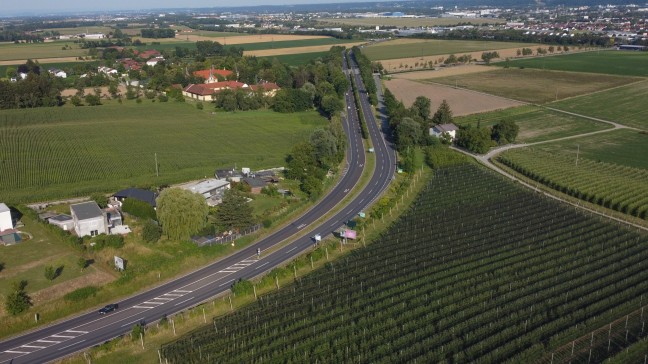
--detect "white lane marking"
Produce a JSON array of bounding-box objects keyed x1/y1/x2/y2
[
  {"x1": 65, "y1": 330, "x2": 88, "y2": 334},
  {"x1": 5, "y1": 350, "x2": 30, "y2": 354},
  {"x1": 296, "y1": 223, "x2": 306, "y2": 230},
  {"x1": 232, "y1": 263, "x2": 251, "y2": 267},
  {"x1": 153, "y1": 297, "x2": 174, "y2": 301},
  {"x1": 21, "y1": 345, "x2": 46, "y2": 349},
  {"x1": 241, "y1": 260, "x2": 258, "y2": 263},
  {"x1": 51, "y1": 335, "x2": 75, "y2": 338},
  {"x1": 286, "y1": 246, "x2": 297, "y2": 254},
  {"x1": 174, "y1": 297, "x2": 194, "y2": 306},
  {"x1": 121, "y1": 318, "x2": 145, "y2": 327},
  {"x1": 219, "y1": 270, "x2": 237, "y2": 273},
  {"x1": 36, "y1": 340, "x2": 60, "y2": 343},
  {"x1": 344, "y1": 189, "x2": 349, "y2": 193},
  {"x1": 219, "y1": 279, "x2": 235, "y2": 287},
  {"x1": 163, "y1": 293, "x2": 184, "y2": 297},
  {"x1": 57, "y1": 340, "x2": 85, "y2": 351},
  {"x1": 173, "y1": 290, "x2": 192, "y2": 293},
  {"x1": 255, "y1": 262, "x2": 269, "y2": 270},
  {"x1": 133, "y1": 306, "x2": 155, "y2": 309}
]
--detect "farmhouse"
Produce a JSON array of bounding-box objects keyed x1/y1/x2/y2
[
  {"x1": 242, "y1": 177, "x2": 268, "y2": 194},
  {"x1": 183, "y1": 81, "x2": 249, "y2": 101},
  {"x1": 48, "y1": 68, "x2": 67, "y2": 78},
  {"x1": 430, "y1": 123, "x2": 459, "y2": 141},
  {"x1": 113, "y1": 188, "x2": 158, "y2": 208},
  {"x1": 250, "y1": 81, "x2": 281, "y2": 97},
  {"x1": 120, "y1": 59, "x2": 142, "y2": 71},
  {"x1": 180, "y1": 179, "x2": 231, "y2": 206},
  {"x1": 194, "y1": 67, "x2": 234, "y2": 83},
  {"x1": 0, "y1": 202, "x2": 13, "y2": 232},
  {"x1": 70, "y1": 201, "x2": 107, "y2": 237}
]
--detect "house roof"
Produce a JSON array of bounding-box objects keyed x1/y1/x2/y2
[
  {"x1": 0, "y1": 203, "x2": 9, "y2": 214},
  {"x1": 49, "y1": 214, "x2": 73, "y2": 222},
  {"x1": 194, "y1": 69, "x2": 233, "y2": 80},
  {"x1": 135, "y1": 49, "x2": 161, "y2": 59},
  {"x1": 433, "y1": 123, "x2": 458, "y2": 133},
  {"x1": 70, "y1": 201, "x2": 103, "y2": 220},
  {"x1": 183, "y1": 81, "x2": 249, "y2": 96},
  {"x1": 250, "y1": 82, "x2": 280, "y2": 92},
  {"x1": 215, "y1": 168, "x2": 243, "y2": 179},
  {"x1": 181, "y1": 179, "x2": 230, "y2": 195},
  {"x1": 114, "y1": 188, "x2": 158, "y2": 207},
  {"x1": 242, "y1": 177, "x2": 267, "y2": 188}
]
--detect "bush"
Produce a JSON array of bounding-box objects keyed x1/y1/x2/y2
[
  {"x1": 122, "y1": 198, "x2": 157, "y2": 220},
  {"x1": 92, "y1": 234, "x2": 124, "y2": 250},
  {"x1": 196, "y1": 102, "x2": 204, "y2": 110},
  {"x1": 142, "y1": 220, "x2": 161, "y2": 243},
  {"x1": 231, "y1": 279, "x2": 254, "y2": 296},
  {"x1": 64, "y1": 286, "x2": 99, "y2": 302}
]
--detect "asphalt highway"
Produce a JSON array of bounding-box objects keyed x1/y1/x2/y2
[{"x1": 0, "y1": 51, "x2": 396, "y2": 364}]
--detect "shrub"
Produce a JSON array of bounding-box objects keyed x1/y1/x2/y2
[
  {"x1": 92, "y1": 234, "x2": 124, "y2": 250},
  {"x1": 122, "y1": 198, "x2": 157, "y2": 220},
  {"x1": 64, "y1": 286, "x2": 99, "y2": 302},
  {"x1": 142, "y1": 220, "x2": 161, "y2": 243},
  {"x1": 231, "y1": 279, "x2": 254, "y2": 297}
]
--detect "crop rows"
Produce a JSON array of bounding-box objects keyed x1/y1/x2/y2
[
  {"x1": 498, "y1": 150, "x2": 648, "y2": 219},
  {"x1": 161, "y1": 164, "x2": 648, "y2": 363}
]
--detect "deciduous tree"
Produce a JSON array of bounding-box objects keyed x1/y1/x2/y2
[{"x1": 157, "y1": 188, "x2": 208, "y2": 240}]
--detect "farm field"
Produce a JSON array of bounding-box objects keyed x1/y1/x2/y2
[
  {"x1": 549, "y1": 80, "x2": 648, "y2": 130},
  {"x1": 363, "y1": 39, "x2": 536, "y2": 61},
  {"x1": 497, "y1": 129, "x2": 648, "y2": 219},
  {"x1": 0, "y1": 42, "x2": 86, "y2": 62},
  {"x1": 0, "y1": 102, "x2": 327, "y2": 203},
  {"x1": 317, "y1": 17, "x2": 504, "y2": 27},
  {"x1": 430, "y1": 68, "x2": 639, "y2": 104},
  {"x1": 40, "y1": 26, "x2": 113, "y2": 35},
  {"x1": 454, "y1": 105, "x2": 613, "y2": 143},
  {"x1": 495, "y1": 50, "x2": 648, "y2": 77},
  {"x1": 391, "y1": 64, "x2": 493, "y2": 80},
  {"x1": 177, "y1": 33, "x2": 329, "y2": 45},
  {"x1": 246, "y1": 42, "x2": 364, "y2": 57},
  {"x1": 232, "y1": 37, "x2": 360, "y2": 51},
  {"x1": 161, "y1": 164, "x2": 648, "y2": 363},
  {"x1": 384, "y1": 78, "x2": 525, "y2": 116},
  {"x1": 0, "y1": 60, "x2": 99, "y2": 77},
  {"x1": 259, "y1": 51, "x2": 329, "y2": 65}
]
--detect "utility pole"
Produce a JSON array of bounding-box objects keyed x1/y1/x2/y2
[{"x1": 155, "y1": 153, "x2": 159, "y2": 177}]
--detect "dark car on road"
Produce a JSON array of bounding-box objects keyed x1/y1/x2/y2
[{"x1": 98, "y1": 303, "x2": 118, "y2": 314}]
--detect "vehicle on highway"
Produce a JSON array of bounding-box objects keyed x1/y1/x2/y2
[{"x1": 98, "y1": 304, "x2": 118, "y2": 314}]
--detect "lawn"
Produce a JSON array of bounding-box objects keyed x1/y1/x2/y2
[
  {"x1": 498, "y1": 129, "x2": 648, "y2": 218},
  {"x1": 0, "y1": 41, "x2": 86, "y2": 61},
  {"x1": 495, "y1": 50, "x2": 648, "y2": 77},
  {"x1": 454, "y1": 105, "x2": 613, "y2": 143},
  {"x1": 0, "y1": 102, "x2": 328, "y2": 203},
  {"x1": 362, "y1": 39, "x2": 534, "y2": 61},
  {"x1": 430, "y1": 68, "x2": 639, "y2": 104},
  {"x1": 549, "y1": 80, "x2": 648, "y2": 130},
  {"x1": 259, "y1": 51, "x2": 329, "y2": 65}
]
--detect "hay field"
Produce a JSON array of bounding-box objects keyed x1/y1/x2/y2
[
  {"x1": 317, "y1": 17, "x2": 503, "y2": 27},
  {"x1": 0, "y1": 42, "x2": 86, "y2": 62},
  {"x1": 384, "y1": 78, "x2": 525, "y2": 116},
  {"x1": 430, "y1": 68, "x2": 639, "y2": 104},
  {"x1": 246, "y1": 42, "x2": 365, "y2": 57},
  {"x1": 364, "y1": 39, "x2": 538, "y2": 60},
  {"x1": 390, "y1": 65, "x2": 493, "y2": 80}
]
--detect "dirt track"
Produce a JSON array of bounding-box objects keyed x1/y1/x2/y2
[{"x1": 384, "y1": 78, "x2": 525, "y2": 117}]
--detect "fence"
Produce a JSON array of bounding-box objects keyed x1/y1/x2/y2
[{"x1": 191, "y1": 224, "x2": 262, "y2": 247}]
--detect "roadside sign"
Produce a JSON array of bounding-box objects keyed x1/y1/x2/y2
[{"x1": 114, "y1": 256, "x2": 125, "y2": 271}]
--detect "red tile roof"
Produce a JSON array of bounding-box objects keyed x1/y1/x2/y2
[
  {"x1": 133, "y1": 49, "x2": 161, "y2": 59},
  {"x1": 183, "y1": 81, "x2": 249, "y2": 96},
  {"x1": 193, "y1": 69, "x2": 234, "y2": 81}
]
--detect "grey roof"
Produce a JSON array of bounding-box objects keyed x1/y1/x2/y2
[
  {"x1": 0, "y1": 203, "x2": 9, "y2": 213},
  {"x1": 49, "y1": 214, "x2": 73, "y2": 222},
  {"x1": 70, "y1": 201, "x2": 103, "y2": 220},
  {"x1": 215, "y1": 168, "x2": 243, "y2": 179},
  {"x1": 242, "y1": 177, "x2": 267, "y2": 188},
  {"x1": 114, "y1": 188, "x2": 158, "y2": 207},
  {"x1": 434, "y1": 123, "x2": 458, "y2": 133}
]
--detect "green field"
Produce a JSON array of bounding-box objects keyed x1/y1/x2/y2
[
  {"x1": 455, "y1": 105, "x2": 612, "y2": 143},
  {"x1": 177, "y1": 30, "x2": 248, "y2": 38},
  {"x1": 498, "y1": 129, "x2": 648, "y2": 218},
  {"x1": 259, "y1": 51, "x2": 329, "y2": 65},
  {"x1": 550, "y1": 80, "x2": 648, "y2": 130},
  {"x1": 362, "y1": 39, "x2": 533, "y2": 60},
  {"x1": 0, "y1": 60, "x2": 99, "y2": 78},
  {"x1": 0, "y1": 41, "x2": 86, "y2": 61},
  {"x1": 496, "y1": 50, "x2": 648, "y2": 77},
  {"x1": 431, "y1": 68, "x2": 638, "y2": 104},
  {"x1": 161, "y1": 164, "x2": 648, "y2": 362},
  {"x1": 0, "y1": 102, "x2": 327, "y2": 203},
  {"x1": 234, "y1": 37, "x2": 358, "y2": 51},
  {"x1": 37, "y1": 26, "x2": 114, "y2": 36},
  {"x1": 131, "y1": 42, "x2": 196, "y2": 51}
]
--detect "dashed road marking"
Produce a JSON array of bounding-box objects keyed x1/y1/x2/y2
[
  {"x1": 51, "y1": 335, "x2": 75, "y2": 339},
  {"x1": 133, "y1": 306, "x2": 154, "y2": 309},
  {"x1": 5, "y1": 350, "x2": 30, "y2": 354},
  {"x1": 65, "y1": 330, "x2": 88, "y2": 334},
  {"x1": 21, "y1": 345, "x2": 46, "y2": 349},
  {"x1": 36, "y1": 340, "x2": 60, "y2": 343}
]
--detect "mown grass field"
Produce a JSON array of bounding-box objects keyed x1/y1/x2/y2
[
  {"x1": 259, "y1": 51, "x2": 329, "y2": 65},
  {"x1": 430, "y1": 68, "x2": 639, "y2": 104},
  {"x1": 0, "y1": 102, "x2": 327, "y2": 203},
  {"x1": 158, "y1": 164, "x2": 648, "y2": 362},
  {"x1": 498, "y1": 129, "x2": 648, "y2": 218},
  {"x1": 496, "y1": 50, "x2": 648, "y2": 77},
  {"x1": 549, "y1": 80, "x2": 648, "y2": 130},
  {"x1": 0, "y1": 41, "x2": 86, "y2": 61},
  {"x1": 454, "y1": 105, "x2": 612, "y2": 143},
  {"x1": 362, "y1": 39, "x2": 534, "y2": 61},
  {"x1": 318, "y1": 17, "x2": 504, "y2": 28}
]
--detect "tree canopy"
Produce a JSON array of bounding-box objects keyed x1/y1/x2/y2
[
  {"x1": 157, "y1": 188, "x2": 209, "y2": 240},
  {"x1": 431, "y1": 100, "x2": 453, "y2": 126},
  {"x1": 4, "y1": 280, "x2": 32, "y2": 316},
  {"x1": 491, "y1": 119, "x2": 520, "y2": 145},
  {"x1": 213, "y1": 190, "x2": 255, "y2": 232}
]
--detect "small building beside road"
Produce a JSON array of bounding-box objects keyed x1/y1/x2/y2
[{"x1": 70, "y1": 201, "x2": 107, "y2": 237}]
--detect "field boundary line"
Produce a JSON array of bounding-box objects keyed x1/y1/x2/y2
[{"x1": 546, "y1": 78, "x2": 648, "y2": 105}]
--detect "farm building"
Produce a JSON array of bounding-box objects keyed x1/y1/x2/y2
[
  {"x1": 250, "y1": 81, "x2": 281, "y2": 97},
  {"x1": 146, "y1": 57, "x2": 165, "y2": 66},
  {"x1": 48, "y1": 68, "x2": 67, "y2": 78},
  {"x1": 242, "y1": 177, "x2": 268, "y2": 194},
  {"x1": 430, "y1": 123, "x2": 459, "y2": 141},
  {"x1": 183, "y1": 81, "x2": 249, "y2": 101},
  {"x1": 0, "y1": 203, "x2": 13, "y2": 231},
  {"x1": 48, "y1": 214, "x2": 75, "y2": 231},
  {"x1": 215, "y1": 168, "x2": 245, "y2": 182},
  {"x1": 194, "y1": 67, "x2": 234, "y2": 83},
  {"x1": 113, "y1": 188, "x2": 158, "y2": 208},
  {"x1": 180, "y1": 179, "x2": 231, "y2": 206},
  {"x1": 70, "y1": 201, "x2": 107, "y2": 237}
]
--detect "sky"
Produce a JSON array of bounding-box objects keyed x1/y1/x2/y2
[{"x1": 6, "y1": 0, "x2": 377, "y2": 15}]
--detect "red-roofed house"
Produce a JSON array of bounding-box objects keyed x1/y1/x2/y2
[
  {"x1": 120, "y1": 58, "x2": 142, "y2": 71},
  {"x1": 183, "y1": 81, "x2": 249, "y2": 101},
  {"x1": 194, "y1": 67, "x2": 234, "y2": 83},
  {"x1": 134, "y1": 49, "x2": 162, "y2": 59},
  {"x1": 250, "y1": 81, "x2": 280, "y2": 97}
]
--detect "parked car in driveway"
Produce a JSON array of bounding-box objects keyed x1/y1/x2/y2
[{"x1": 98, "y1": 303, "x2": 118, "y2": 314}]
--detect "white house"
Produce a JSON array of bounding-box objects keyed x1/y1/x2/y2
[
  {"x1": 70, "y1": 201, "x2": 107, "y2": 237},
  {"x1": 430, "y1": 123, "x2": 459, "y2": 141},
  {"x1": 146, "y1": 57, "x2": 165, "y2": 66},
  {"x1": 48, "y1": 68, "x2": 67, "y2": 78},
  {"x1": 0, "y1": 203, "x2": 13, "y2": 232}
]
